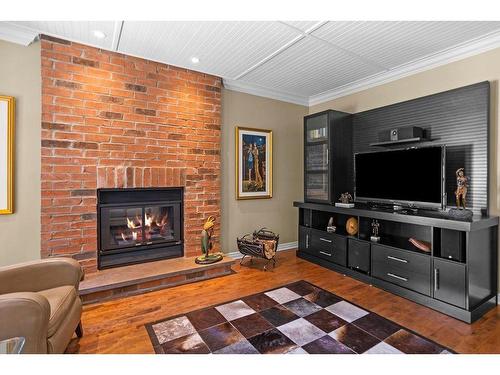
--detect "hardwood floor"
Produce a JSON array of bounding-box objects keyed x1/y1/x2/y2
[{"x1": 66, "y1": 250, "x2": 500, "y2": 354}]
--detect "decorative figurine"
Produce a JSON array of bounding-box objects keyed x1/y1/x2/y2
[
  {"x1": 335, "y1": 192, "x2": 355, "y2": 208},
  {"x1": 327, "y1": 217, "x2": 336, "y2": 233},
  {"x1": 448, "y1": 167, "x2": 473, "y2": 220},
  {"x1": 346, "y1": 217, "x2": 359, "y2": 236},
  {"x1": 370, "y1": 219, "x2": 380, "y2": 242},
  {"x1": 195, "y1": 216, "x2": 223, "y2": 264},
  {"x1": 340, "y1": 192, "x2": 353, "y2": 204},
  {"x1": 455, "y1": 168, "x2": 468, "y2": 210}
]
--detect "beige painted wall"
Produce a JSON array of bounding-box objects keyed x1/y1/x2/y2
[
  {"x1": 221, "y1": 88, "x2": 307, "y2": 253},
  {"x1": 310, "y1": 47, "x2": 500, "y2": 289},
  {"x1": 0, "y1": 40, "x2": 41, "y2": 267}
]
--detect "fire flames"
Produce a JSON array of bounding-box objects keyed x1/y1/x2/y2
[
  {"x1": 118, "y1": 211, "x2": 171, "y2": 244},
  {"x1": 145, "y1": 214, "x2": 153, "y2": 227},
  {"x1": 127, "y1": 217, "x2": 138, "y2": 229}
]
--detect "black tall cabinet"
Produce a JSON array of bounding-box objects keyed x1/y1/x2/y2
[{"x1": 304, "y1": 110, "x2": 352, "y2": 204}]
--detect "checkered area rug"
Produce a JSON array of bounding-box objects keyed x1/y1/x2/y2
[{"x1": 145, "y1": 280, "x2": 454, "y2": 354}]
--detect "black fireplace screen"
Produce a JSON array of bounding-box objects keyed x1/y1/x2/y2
[
  {"x1": 100, "y1": 203, "x2": 180, "y2": 252},
  {"x1": 97, "y1": 187, "x2": 184, "y2": 269}
]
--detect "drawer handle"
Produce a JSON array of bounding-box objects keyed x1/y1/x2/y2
[
  {"x1": 319, "y1": 238, "x2": 332, "y2": 243},
  {"x1": 306, "y1": 234, "x2": 309, "y2": 248},
  {"x1": 319, "y1": 251, "x2": 332, "y2": 257},
  {"x1": 387, "y1": 255, "x2": 408, "y2": 264},
  {"x1": 387, "y1": 273, "x2": 408, "y2": 282}
]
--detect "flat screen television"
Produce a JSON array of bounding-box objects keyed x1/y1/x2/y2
[{"x1": 354, "y1": 146, "x2": 445, "y2": 209}]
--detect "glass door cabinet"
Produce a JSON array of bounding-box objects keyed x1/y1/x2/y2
[{"x1": 304, "y1": 110, "x2": 353, "y2": 204}]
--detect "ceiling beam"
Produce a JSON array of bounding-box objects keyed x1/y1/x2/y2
[
  {"x1": 111, "y1": 21, "x2": 124, "y2": 51},
  {"x1": 233, "y1": 21, "x2": 329, "y2": 81},
  {"x1": 279, "y1": 21, "x2": 389, "y2": 71},
  {"x1": 232, "y1": 34, "x2": 305, "y2": 80}
]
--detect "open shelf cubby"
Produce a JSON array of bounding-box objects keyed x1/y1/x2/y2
[
  {"x1": 359, "y1": 217, "x2": 432, "y2": 255},
  {"x1": 432, "y1": 227, "x2": 466, "y2": 263},
  {"x1": 310, "y1": 210, "x2": 353, "y2": 237}
]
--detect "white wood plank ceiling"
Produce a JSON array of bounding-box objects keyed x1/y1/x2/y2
[{"x1": 3, "y1": 21, "x2": 500, "y2": 105}]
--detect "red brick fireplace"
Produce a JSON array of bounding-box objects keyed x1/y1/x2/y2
[{"x1": 40, "y1": 35, "x2": 221, "y2": 272}]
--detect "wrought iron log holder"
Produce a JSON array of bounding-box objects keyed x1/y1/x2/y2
[{"x1": 237, "y1": 228, "x2": 279, "y2": 271}]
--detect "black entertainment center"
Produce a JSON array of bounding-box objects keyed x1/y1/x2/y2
[{"x1": 296, "y1": 82, "x2": 498, "y2": 323}]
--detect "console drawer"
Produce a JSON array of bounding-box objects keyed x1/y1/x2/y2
[
  {"x1": 371, "y1": 244, "x2": 430, "y2": 275},
  {"x1": 371, "y1": 244, "x2": 431, "y2": 296},
  {"x1": 310, "y1": 229, "x2": 347, "y2": 266},
  {"x1": 372, "y1": 263, "x2": 431, "y2": 296}
]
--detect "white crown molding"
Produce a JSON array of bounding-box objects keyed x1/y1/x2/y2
[
  {"x1": 308, "y1": 30, "x2": 500, "y2": 107},
  {"x1": 0, "y1": 22, "x2": 38, "y2": 46},
  {"x1": 223, "y1": 79, "x2": 308, "y2": 106},
  {"x1": 226, "y1": 241, "x2": 297, "y2": 260}
]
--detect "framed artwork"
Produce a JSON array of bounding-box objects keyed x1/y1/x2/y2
[
  {"x1": 0, "y1": 95, "x2": 14, "y2": 214},
  {"x1": 235, "y1": 126, "x2": 272, "y2": 200}
]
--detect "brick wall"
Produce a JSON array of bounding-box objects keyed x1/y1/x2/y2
[{"x1": 40, "y1": 35, "x2": 222, "y2": 272}]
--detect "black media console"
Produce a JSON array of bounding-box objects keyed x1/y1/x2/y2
[
  {"x1": 294, "y1": 201, "x2": 498, "y2": 323},
  {"x1": 298, "y1": 83, "x2": 498, "y2": 323}
]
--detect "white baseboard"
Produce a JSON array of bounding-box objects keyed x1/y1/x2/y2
[{"x1": 226, "y1": 241, "x2": 297, "y2": 260}]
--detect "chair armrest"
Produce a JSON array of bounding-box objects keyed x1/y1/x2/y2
[
  {"x1": 0, "y1": 292, "x2": 50, "y2": 353},
  {"x1": 0, "y1": 257, "x2": 84, "y2": 294}
]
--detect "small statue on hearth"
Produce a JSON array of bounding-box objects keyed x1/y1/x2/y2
[
  {"x1": 370, "y1": 219, "x2": 380, "y2": 243},
  {"x1": 327, "y1": 217, "x2": 336, "y2": 233},
  {"x1": 339, "y1": 192, "x2": 353, "y2": 204},
  {"x1": 455, "y1": 168, "x2": 468, "y2": 210},
  {"x1": 195, "y1": 216, "x2": 223, "y2": 264}
]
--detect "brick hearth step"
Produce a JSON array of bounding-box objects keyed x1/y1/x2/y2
[{"x1": 79, "y1": 255, "x2": 235, "y2": 304}]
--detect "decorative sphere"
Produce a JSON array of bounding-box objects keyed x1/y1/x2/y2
[{"x1": 346, "y1": 217, "x2": 359, "y2": 236}]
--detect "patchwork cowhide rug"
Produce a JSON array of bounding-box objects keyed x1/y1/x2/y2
[{"x1": 146, "y1": 280, "x2": 454, "y2": 354}]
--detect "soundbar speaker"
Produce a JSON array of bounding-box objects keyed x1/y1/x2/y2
[{"x1": 378, "y1": 126, "x2": 424, "y2": 142}]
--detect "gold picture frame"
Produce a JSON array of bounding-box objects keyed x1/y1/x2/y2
[
  {"x1": 235, "y1": 126, "x2": 272, "y2": 200},
  {"x1": 0, "y1": 95, "x2": 14, "y2": 214}
]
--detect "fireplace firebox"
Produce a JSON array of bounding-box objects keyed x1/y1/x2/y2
[{"x1": 97, "y1": 187, "x2": 184, "y2": 269}]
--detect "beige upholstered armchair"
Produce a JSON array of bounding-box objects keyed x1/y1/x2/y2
[{"x1": 0, "y1": 258, "x2": 84, "y2": 353}]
